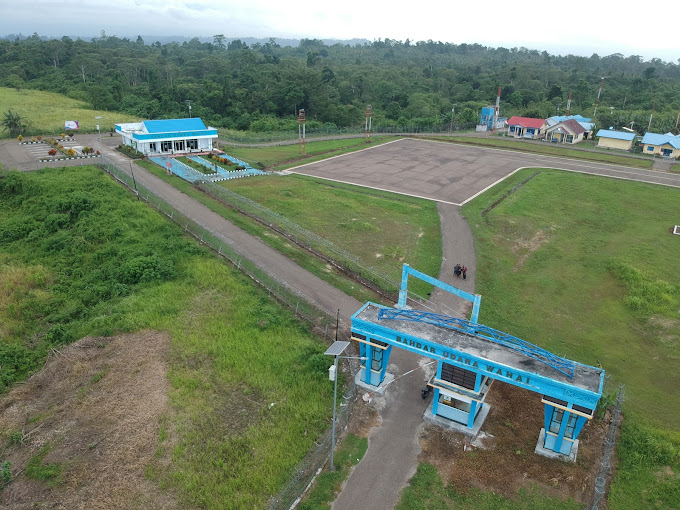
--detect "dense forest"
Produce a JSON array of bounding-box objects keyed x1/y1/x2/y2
[{"x1": 2, "y1": 33, "x2": 680, "y2": 134}]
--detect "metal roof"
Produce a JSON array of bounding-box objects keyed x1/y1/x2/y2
[
  {"x1": 596, "y1": 129, "x2": 635, "y2": 141},
  {"x1": 507, "y1": 116, "x2": 546, "y2": 129},
  {"x1": 142, "y1": 118, "x2": 208, "y2": 134},
  {"x1": 641, "y1": 132, "x2": 680, "y2": 148}
]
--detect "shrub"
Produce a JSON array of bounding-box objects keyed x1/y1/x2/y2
[
  {"x1": 67, "y1": 148, "x2": 76, "y2": 157},
  {"x1": 96, "y1": 150, "x2": 100, "y2": 155},
  {"x1": 119, "y1": 255, "x2": 176, "y2": 284},
  {"x1": 83, "y1": 146, "x2": 91, "y2": 154},
  {"x1": 37, "y1": 135, "x2": 42, "y2": 141},
  {"x1": 31, "y1": 137, "x2": 36, "y2": 142},
  {"x1": 17, "y1": 134, "x2": 22, "y2": 141},
  {"x1": 60, "y1": 133, "x2": 65, "y2": 138},
  {"x1": 48, "y1": 149, "x2": 57, "y2": 156}
]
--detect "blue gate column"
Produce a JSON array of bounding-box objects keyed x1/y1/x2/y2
[
  {"x1": 540, "y1": 402, "x2": 591, "y2": 458},
  {"x1": 355, "y1": 335, "x2": 392, "y2": 388}
]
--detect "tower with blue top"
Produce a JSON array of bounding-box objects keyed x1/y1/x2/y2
[{"x1": 350, "y1": 264, "x2": 604, "y2": 460}]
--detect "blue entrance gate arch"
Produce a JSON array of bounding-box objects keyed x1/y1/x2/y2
[{"x1": 350, "y1": 265, "x2": 604, "y2": 460}]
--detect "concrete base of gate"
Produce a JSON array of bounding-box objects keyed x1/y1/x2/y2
[
  {"x1": 354, "y1": 370, "x2": 394, "y2": 396},
  {"x1": 422, "y1": 400, "x2": 491, "y2": 437},
  {"x1": 534, "y1": 428, "x2": 579, "y2": 462}
]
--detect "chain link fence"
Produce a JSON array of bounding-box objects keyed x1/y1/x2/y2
[
  {"x1": 195, "y1": 181, "x2": 461, "y2": 318},
  {"x1": 98, "y1": 156, "x2": 333, "y2": 327},
  {"x1": 591, "y1": 383, "x2": 625, "y2": 510},
  {"x1": 267, "y1": 374, "x2": 358, "y2": 509},
  {"x1": 97, "y1": 156, "x2": 364, "y2": 509}
]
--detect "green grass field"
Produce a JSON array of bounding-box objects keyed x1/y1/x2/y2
[
  {"x1": 220, "y1": 174, "x2": 441, "y2": 291},
  {"x1": 459, "y1": 169, "x2": 680, "y2": 509},
  {"x1": 0, "y1": 166, "x2": 338, "y2": 508},
  {"x1": 223, "y1": 137, "x2": 399, "y2": 170},
  {"x1": 0, "y1": 87, "x2": 138, "y2": 138}
]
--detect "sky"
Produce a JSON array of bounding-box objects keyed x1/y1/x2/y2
[{"x1": 3, "y1": 0, "x2": 679, "y2": 62}]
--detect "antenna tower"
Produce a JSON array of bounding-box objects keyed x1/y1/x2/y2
[
  {"x1": 492, "y1": 86, "x2": 501, "y2": 131},
  {"x1": 565, "y1": 91, "x2": 572, "y2": 116}
]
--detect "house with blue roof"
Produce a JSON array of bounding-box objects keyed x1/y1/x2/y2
[
  {"x1": 596, "y1": 129, "x2": 636, "y2": 151},
  {"x1": 640, "y1": 132, "x2": 680, "y2": 158},
  {"x1": 115, "y1": 118, "x2": 218, "y2": 156}
]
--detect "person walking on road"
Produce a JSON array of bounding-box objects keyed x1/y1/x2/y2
[
  {"x1": 462, "y1": 266, "x2": 467, "y2": 280},
  {"x1": 454, "y1": 264, "x2": 461, "y2": 278}
]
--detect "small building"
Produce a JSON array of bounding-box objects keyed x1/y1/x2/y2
[
  {"x1": 478, "y1": 107, "x2": 507, "y2": 131},
  {"x1": 506, "y1": 116, "x2": 547, "y2": 139},
  {"x1": 546, "y1": 115, "x2": 595, "y2": 139},
  {"x1": 596, "y1": 129, "x2": 636, "y2": 151},
  {"x1": 545, "y1": 119, "x2": 587, "y2": 144},
  {"x1": 640, "y1": 132, "x2": 680, "y2": 158},
  {"x1": 115, "y1": 118, "x2": 218, "y2": 156}
]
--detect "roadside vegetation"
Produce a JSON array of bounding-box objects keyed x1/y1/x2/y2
[
  {"x1": 0, "y1": 166, "x2": 339, "y2": 508},
  {"x1": 459, "y1": 168, "x2": 680, "y2": 509},
  {"x1": 397, "y1": 463, "x2": 582, "y2": 510}
]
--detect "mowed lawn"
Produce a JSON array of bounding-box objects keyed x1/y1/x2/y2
[
  {"x1": 462, "y1": 169, "x2": 680, "y2": 508},
  {"x1": 0, "y1": 87, "x2": 138, "y2": 138},
  {"x1": 219, "y1": 173, "x2": 442, "y2": 294}
]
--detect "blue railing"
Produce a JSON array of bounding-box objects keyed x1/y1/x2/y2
[{"x1": 377, "y1": 308, "x2": 575, "y2": 379}]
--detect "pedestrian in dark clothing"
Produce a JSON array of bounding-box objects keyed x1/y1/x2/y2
[
  {"x1": 454, "y1": 264, "x2": 461, "y2": 278},
  {"x1": 462, "y1": 266, "x2": 467, "y2": 280}
]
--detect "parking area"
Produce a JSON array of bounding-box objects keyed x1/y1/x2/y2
[{"x1": 287, "y1": 137, "x2": 680, "y2": 204}]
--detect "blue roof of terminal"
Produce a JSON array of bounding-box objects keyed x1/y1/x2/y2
[
  {"x1": 641, "y1": 132, "x2": 680, "y2": 148},
  {"x1": 143, "y1": 118, "x2": 208, "y2": 133},
  {"x1": 596, "y1": 129, "x2": 635, "y2": 141}
]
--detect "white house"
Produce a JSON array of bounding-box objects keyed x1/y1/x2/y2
[
  {"x1": 115, "y1": 118, "x2": 218, "y2": 156},
  {"x1": 545, "y1": 119, "x2": 587, "y2": 144}
]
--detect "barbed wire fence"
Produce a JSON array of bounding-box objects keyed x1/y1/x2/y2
[{"x1": 591, "y1": 382, "x2": 625, "y2": 510}]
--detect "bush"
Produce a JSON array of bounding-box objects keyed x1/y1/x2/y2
[
  {"x1": 119, "y1": 255, "x2": 176, "y2": 284},
  {"x1": 48, "y1": 149, "x2": 57, "y2": 156},
  {"x1": 37, "y1": 135, "x2": 42, "y2": 141},
  {"x1": 17, "y1": 134, "x2": 22, "y2": 141},
  {"x1": 67, "y1": 148, "x2": 76, "y2": 157}
]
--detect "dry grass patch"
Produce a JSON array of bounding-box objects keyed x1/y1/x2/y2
[{"x1": 0, "y1": 331, "x2": 178, "y2": 510}]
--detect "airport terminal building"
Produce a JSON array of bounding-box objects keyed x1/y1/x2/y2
[{"x1": 115, "y1": 118, "x2": 218, "y2": 156}]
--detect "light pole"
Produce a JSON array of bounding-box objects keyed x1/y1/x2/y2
[
  {"x1": 324, "y1": 313, "x2": 367, "y2": 472},
  {"x1": 450, "y1": 104, "x2": 457, "y2": 133},
  {"x1": 94, "y1": 116, "x2": 102, "y2": 143},
  {"x1": 185, "y1": 100, "x2": 193, "y2": 118}
]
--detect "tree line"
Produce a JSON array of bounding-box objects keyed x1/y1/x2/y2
[{"x1": 2, "y1": 32, "x2": 680, "y2": 134}]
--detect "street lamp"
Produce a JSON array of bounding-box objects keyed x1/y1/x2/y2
[
  {"x1": 450, "y1": 104, "x2": 457, "y2": 133},
  {"x1": 324, "y1": 336, "x2": 368, "y2": 472},
  {"x1": 94, "y1": 116, "x2": 102, "y2": 142},
  {"x1": 185, "y1": 100, "x2": 193, "y2": 118}
]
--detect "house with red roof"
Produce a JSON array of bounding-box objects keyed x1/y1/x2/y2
[
  {"x1": 545, "y1": 118, "x2": 587, "y2": 144},
  {"x1": 506, "y1": 116, "x2": 547, "y2": 139}
]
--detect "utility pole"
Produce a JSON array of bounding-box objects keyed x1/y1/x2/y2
[
  {"x1": 647, "y1": 98, "x2": 656, "y2": 133},
  {"x1": 364, "y1": 105, "x2": 372, "y2": 140},
  {"x1": 492, "y1": 86, "x2": 501, "y2": 131},
  {"x1": 297, "y1": 109, "x2": 306, "y2": 155},
  {"x1": 185, "y1": 100, "x2": 193, "y2": 118},
  {"x1": 593, "y1": 78, "x2": 606, "y2": 117},
  {"x1": 450, "y1": 104, "x2": 456, "y2": 133},
  {"x1": 675, "y1": 110, "x2": 680, "y2": 135}
]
